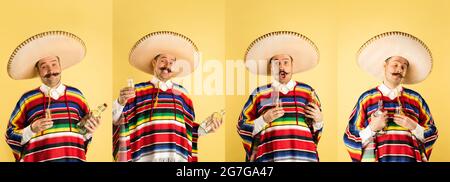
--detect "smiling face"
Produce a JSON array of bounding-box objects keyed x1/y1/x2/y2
[
  {"x1": 35, "y1": 56, "x2": 62, "y2": 88},
  {"x1": 383, "y1": 56, "x2": 409, "y2": 87},
  {"x1": 152, "y1": 54, "x2": 176, "y2": 82},
  {"x1": 269, "y1": 54, "x2": 293, "y2": 84}
]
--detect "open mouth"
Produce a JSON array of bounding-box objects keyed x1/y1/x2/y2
[
  {"x1": 160, "y1": 67, "x2": 172, "y2": 74},
  {"x1": 279, "y1": 71, "x2": 289, "y2": 79},
  {"x1": 392, "y1": 73, "x2": 403, "y2": 78}
]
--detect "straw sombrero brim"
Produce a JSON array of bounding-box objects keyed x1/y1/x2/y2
[
  {"x1": 357, "y1": 31, "x2": 432, "y2": 84},
  {"x1": 8, "y1": 31, "x2": 86, "y2": 80},
  {"x1": 129, "y1": 31, "x2": 199, "y2": 77},
  {"x1": 244, "y1": 31, "x2": 319, "y2": 75}
]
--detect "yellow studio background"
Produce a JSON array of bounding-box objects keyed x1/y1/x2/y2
[
  {"x1": 112, "y1": 0, "x2": 226, "y2": 162},
  {"x1": 0, "y1": 0, "x2": 113, "y2": 162},
  {"x1": 225, "y1": 0, "x2": 339, "y2": 162},
  {"x1": 225, "y1": 0, "x2": 450, "y2": 162},
  {"x1": 336, "y1": 0, "x2": 450, "y2": 162}
]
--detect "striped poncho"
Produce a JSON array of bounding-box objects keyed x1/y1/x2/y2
[
  {"x1": 344, "y1": 87, "x2": 438, "y2": 162},
  {"x1": 113, "y1": 81, "x2": 199, "y2": 162},
  {"x1": 5, "y1": 86, "x2": 91, "y2": 162},
  {"x1": 237, "y1": 82, "x2": 322, "y2": 162}
]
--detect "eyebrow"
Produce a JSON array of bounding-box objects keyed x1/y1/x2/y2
[{"x1": 159, "y1": 56, "x2": 176, "y2": 61}]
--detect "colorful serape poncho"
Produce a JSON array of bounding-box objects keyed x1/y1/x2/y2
[
  {"x1": 237, "y1": 82, "x2": 322, "y2": 162},
  {"x1": 113, "y1": 81, "x2": 199, "y2": 162},
  {"x1": 344, "y1": 87, "x2": 438, "y2": 162},
  {"x1": 6, "y1": 86, "x2": 91, "y2": 162}
]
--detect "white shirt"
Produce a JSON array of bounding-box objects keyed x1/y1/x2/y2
[
  {"x1": 21, "y1": 83, "x2": 91, "y2": 145},
  {"x1": 378, "y1": 83, "x2": 403, "y2": 100},
  {"x1": 40, "y1": 83, "x2": 66, "y2": 100},
  {"x1": 252, "y1": 79, "x2": 324, "y2": 136},
  {"x1": 271, "y1": 79, "x2": 296, "y2": 95},
  {"x1": 112, "y1": 77, "x2": 208, "y2": 136},
  {"x1": 359, "y1": 83, "x2": 425, "y2": 147},
  {"x1": 152, "y1": 77, "x2": 173, "y2": 92}
]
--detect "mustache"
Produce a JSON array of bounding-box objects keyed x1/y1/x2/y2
[
  {"x1": 392, "y1": 72, "x2": 404, "y2": 78},
  {"x1": 160, "y1": 67, "x2": 172, "y2": 73},
  {"x1": 44, "y1": 72, "x2": 60, "y2": 78},
  {"x1": 279, "y1": 70, "x2": 289, "y2": 75}
]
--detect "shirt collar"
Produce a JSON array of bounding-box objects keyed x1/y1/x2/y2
[
  {"x1": 40, "y1": 83, "x2": 66, "y2": 100},
  {"x1": 272, "y1": 79, "x2": 296, "y2": 94},
  {"x1": 151, "y1": 77, "x2": 173, "y2": 91},
  {"x1": 378, "y1": 82, "x2": 403, "y2": 100}
]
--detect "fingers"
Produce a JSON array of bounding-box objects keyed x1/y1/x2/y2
[
  {"x1": 33, "y1": 119, "x2": 54, "y2": 132},
  {"x1": 263, "y1": 107, "x2": 285, "y2": 123},
  {"x1": 119, "y1": 87, "x2": 136, "y2": 103},
  {"x1": 208, "y1": 119, "x2": 219, "y2": 132},
  {"x1": 272, "y1": 107, "x2": 284, "y2": 112},
  {"x1": 308, "y1": 103, "x2": 320, "y2": 110},
  {"x1": 85, "y1": 116, "x2": 100, "y2": 133},
  {"x1": 393, "y1": 114, "x2": 406, "y2": 123},
  {"x1": 304, "y1": 113, "x2": 314, "y2": 119},
  {"x1": 393, "y1": 114, "x2": 406, "y2": 120},
  {"x1": 305, "y1": 103, "x2": 320, "y2": 113},
  {"x1": 305, "y1": 107, "x2": 317, "y2": 115},
  {"x1": 273, "y1": 110, "x2": 285, "y2": 119},
  {"x1": 85, "y1": 123, "x2": 95, "y2": 133},
  {"x1": 43, "y1": 121, "x2": 53, "y2": 130},
  {"x1": 120, "y1": 87, "x2": 134, "y2": 93},
  {"x1": 88, "y1": 117, "x2": 100, "y2": 128},
  {"x1": 208, "y1": 117, "x2": 224, "y2": 132}
]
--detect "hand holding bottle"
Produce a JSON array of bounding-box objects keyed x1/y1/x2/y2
[
  {"x1": 78, "y1": 103, "x2": 107, "y2": 134},
  {"x1": 201, "y1": 110, "x2": 225, "y2": 133}
]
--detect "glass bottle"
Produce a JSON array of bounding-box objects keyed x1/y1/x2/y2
[{"x1": 78, "y1": 103, "x2": 108, "y2": 134}]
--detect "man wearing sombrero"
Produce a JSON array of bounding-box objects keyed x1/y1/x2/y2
[
  {"x1": 5, "y1": 31, "x2": 101, "y2": 162},
  {"x1": 237, "y1": 31, "x2": 324, "y2": 162},
  {"x1": 344, "y1": 31, "x2": 438, "y2": 162},
  {"x1": 112, "y1": 31, "x2": 223, "y2": 162}
]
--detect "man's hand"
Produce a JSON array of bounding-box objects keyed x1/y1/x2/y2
[
  {"x1": 305, "y1": 103, "x2": 323, "y2": 123},
  {"x1": 393, "y1": 114, "x2": 417, "y2": 131},
  {"x1": 31, "y1": 118, "x2": 53, "y2": 133},
  {"x1": 369, "y1": 110, "x2": 388, "y2": 132},
  {"x1": 118, "y1": 87, "x2": 135, "y2": 106},
  {"x1": 262, "y1": 107, "x2": 285, "y2": 123},
  {"x1": 82, "y1": 113, "x2": 101, "y2": 134},
  {"x1": 201, "y1": 113, "x2": 224, "y2": 133}
]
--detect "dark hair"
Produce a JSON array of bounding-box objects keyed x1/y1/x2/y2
[
  {"x1": 268, "y1": 55, "x2": 293, "y2": 64},
  {"x1": 35, "y1": 56, "x2": 61, "y2": 69},
  {"x1": 153, "y1": 54, "x2": 161, "y2": 60},
  {"x1": 153, "y1": 54, "x2": 177, "y2": 61},
  {"x1": 385, "y1": 56, "x2": 409, "y2": 67}
]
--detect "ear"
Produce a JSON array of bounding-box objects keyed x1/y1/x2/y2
[{"x1": 151, "y1": 58, "x2": 156, "y2": 67}]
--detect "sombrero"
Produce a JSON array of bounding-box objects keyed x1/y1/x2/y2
[
  {"x1": 129, "y1": 31, "x2": 199, "y2": 77},
  {"x1": 8, "y1": 31, "x2": 86, "y2": 80},
  {"x1": 357, "y1": 31, "x2": 432, "y2": 84},
  {"x1": 244, "y1": 31, "x2": 319, "y2": 75}
]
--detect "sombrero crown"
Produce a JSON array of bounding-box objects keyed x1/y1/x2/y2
[
  {"x1": 8, "y1": 30, "x2": 86, "y2": 80},
  {"x1": 244, "y1": 31, "x2": 319, "y2": 75},
  {"x1": 129, "y1": 31, "x2": 199, "y2": 77},
  {"x1": 357, "y1": 31, "x2": 432, "y2": 84}
]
